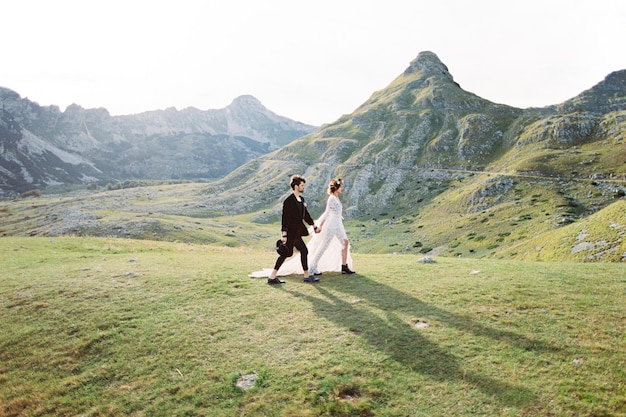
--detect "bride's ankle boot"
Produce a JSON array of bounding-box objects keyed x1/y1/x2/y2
[{"x1": 342, "y1": 264, "x2": 355, "y2": 274}]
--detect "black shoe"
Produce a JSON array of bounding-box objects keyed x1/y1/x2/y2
[
  {"x1": 303, "y1": 275, "x2": 320, "y2": 283},
  {"x1": 267, "y1": 277, "x2": 285, "y2": 285},
  {"x1": 341, "y1": 265, "x2": 355, "y2": 274}
]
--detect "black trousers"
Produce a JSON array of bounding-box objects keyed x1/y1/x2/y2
[{"x1": 274, "y1": 236, "x2": 308, "y2": 271}]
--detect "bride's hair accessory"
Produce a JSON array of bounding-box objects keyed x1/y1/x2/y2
[{"x1": 329, "y1": 177, "x2": 343, "y2": 193}]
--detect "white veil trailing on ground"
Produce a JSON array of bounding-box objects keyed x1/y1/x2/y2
[{"x1": 249, "y1": 225, "x2": 353, "y2": 278}]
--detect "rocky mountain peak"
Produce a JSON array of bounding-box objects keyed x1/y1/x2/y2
[
  {"x1": 404, "y1": 51, "x2": 453, "y2": 80},
  {"x1": 230, "y1": 95, "x2": 264, "y2": 109}
]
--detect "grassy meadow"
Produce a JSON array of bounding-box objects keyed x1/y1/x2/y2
[{"x1": 1, "y1": 236, "x2": 625, "y2": 416}]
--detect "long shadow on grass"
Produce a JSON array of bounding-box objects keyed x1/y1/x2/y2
[
  {"x1": 287, "y1": 275, "x2": 545, "y2": 407},
  {"x1": 330, "y1": 274, "x2": 556, "y2": 353}
]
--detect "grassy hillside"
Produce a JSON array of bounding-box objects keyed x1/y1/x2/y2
[
  {"x1": 2, "y1": 237, "x2": 625, "y2": 416},
  {"x1": 339, "y1": 177, "x2": 626, "y2": 262},
  {"x1": 0, "y1": 184, "x2": 278, "y2": 250},
  {"x1": 2, "y1": 180, "x2": 625, "y2": 263},
  {"x1": 495, "y1": 199, "x2": 626, "y2": 262}
]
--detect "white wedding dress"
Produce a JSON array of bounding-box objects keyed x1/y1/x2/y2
[{"x1": 249, "y1": 194, "x2": 353, "y2": 278}]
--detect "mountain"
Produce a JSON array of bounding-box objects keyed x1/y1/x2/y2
[
  {"x1": 1, "y1": 51, "x2": 624, "y2": 261},
  {"x1": 0, "y1": 92, "x2": 316, "y2": 197},
  {"x1": 194, "y1": 52, "x2": 625, "y2": 211},
  {"x1": 187, "y1": 51, "x2": 625, "y2": 260}
]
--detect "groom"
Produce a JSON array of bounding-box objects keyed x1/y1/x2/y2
[{"x1": 267, "y1": 174, "x2": 321, "y2": 284}]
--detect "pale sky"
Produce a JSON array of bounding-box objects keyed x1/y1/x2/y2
[{"x1": 3, "y1": 0, "x2": 625, "y2": 126}]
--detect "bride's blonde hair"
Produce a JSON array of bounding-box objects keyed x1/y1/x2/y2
[{"x1": 328, "y1": 178, "x2": 343, "y2": 194}]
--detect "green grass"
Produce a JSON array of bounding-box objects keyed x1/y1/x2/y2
[{"x1": 1, "y1": 237, "x2": 625, "y2": 416}]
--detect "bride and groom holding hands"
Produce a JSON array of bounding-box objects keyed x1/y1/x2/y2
[{"x1": 250, "y1": 174, "x2": 355, "y2": 284}]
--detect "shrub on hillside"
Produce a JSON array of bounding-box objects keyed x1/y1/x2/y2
[{"x1": 19, "y1": 189, "x2": 41, "y2": 199}]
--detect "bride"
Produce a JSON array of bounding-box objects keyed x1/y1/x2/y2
[{"x1": 250, "y1": 178, "x2": 354, "y2": 278}]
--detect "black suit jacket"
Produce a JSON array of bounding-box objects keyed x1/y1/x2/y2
[{"x1": 281, "y1": 193, "x2": 315, "y2": 238}]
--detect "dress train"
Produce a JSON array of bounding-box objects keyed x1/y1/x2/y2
[{"x1": 248, "y1": 225, "x2": 353, "y2": 278}]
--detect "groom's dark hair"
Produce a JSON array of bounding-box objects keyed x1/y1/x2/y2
[{"x1": 290, "y1": 175, "x2": 306, "y2": 190}]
